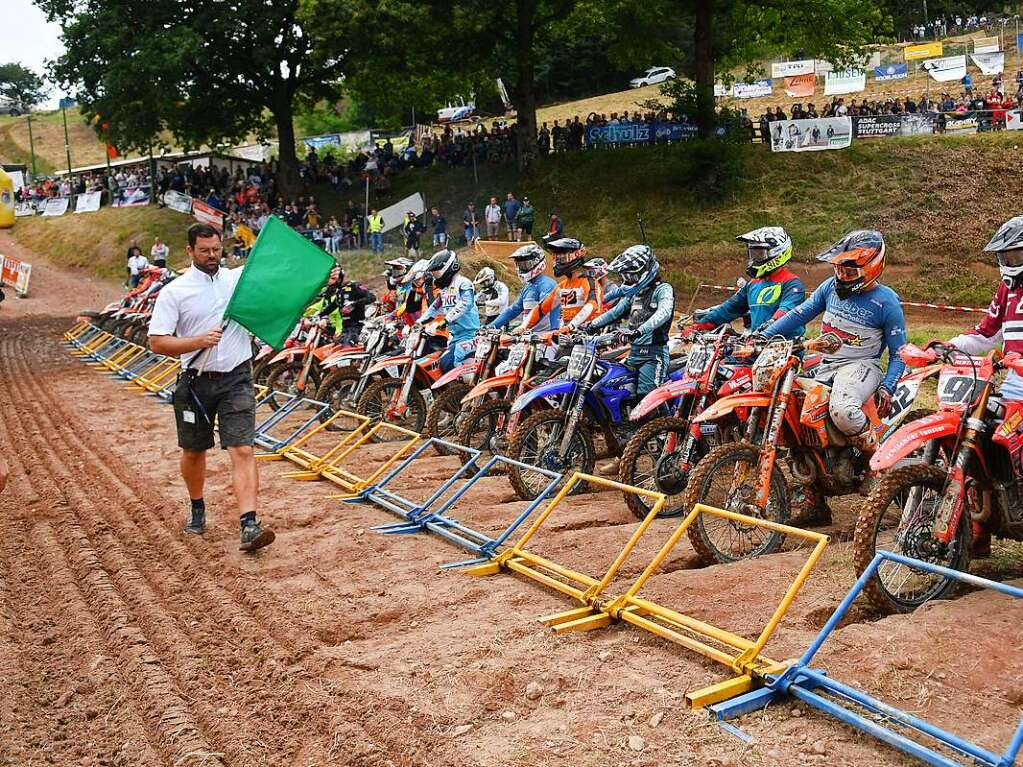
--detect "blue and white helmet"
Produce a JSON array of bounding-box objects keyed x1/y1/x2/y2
[{"x1": 608, "y1": 244, "x2": 659, "y2": 291}]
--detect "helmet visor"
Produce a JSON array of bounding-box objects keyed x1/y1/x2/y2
[
  {"x1": 997, "y1": 250, "x2": 1023, "y2": 268},
  {"x1": 620, "y1": 269, "x2": 643, "y2": 285},
  {"x1": 747, "y1": 245, "x2": 772, "y2": 265}
]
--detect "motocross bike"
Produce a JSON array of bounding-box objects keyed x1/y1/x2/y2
[
  {"x1": 422, "y1": 327, "x2": 507, "y2": 455},
  {"x1": 456, "y1": 330, "x2": 560, "y2": 458},
  {"x1": 681, "y1": 334, "x2": 940, "y2": 565},
  {"x1": 356, "y1": 322, "x2": 445, "y2": 441},
  {"x1": 506, "y1": 331, "x2": 649, "y2": 500},
  {"x1": 617, "y1": 325, "x2": 753, "y2": 520},
  {"x1": 314, "y1": 315, "x2": 400, "y2": 431},
  {"x1": 853, "y1": 343, "x2": 1023, "y2": 613},
  {"x1": 263, "y1": 318, "x2": 343, "y2": 410}
]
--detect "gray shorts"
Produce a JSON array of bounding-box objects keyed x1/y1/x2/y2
[{"x1": 172, "y1": 362, "x2": 255, "y2": 451}]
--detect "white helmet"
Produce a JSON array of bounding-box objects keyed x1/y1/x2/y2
[
  {"x1": 510, "y1": 244, "x2": 547, "y2": 283},
  {"x1": 474, "y1": 266, "x2": 496, "y2": 290},
  {"x1": 403, "y1": 258, "x2": 431, "y2": 286},
  {"x1": 984, "y1": 215, "x2": 1023, "y2": 288}
]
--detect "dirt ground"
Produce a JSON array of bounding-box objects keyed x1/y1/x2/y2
[{"x1": 1, "y1": 248, "x2": 1021, "y2": 767}]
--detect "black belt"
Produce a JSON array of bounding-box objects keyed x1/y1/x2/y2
[{"x1": 186, "y1": 361, "x2": 250, "y2": 380}]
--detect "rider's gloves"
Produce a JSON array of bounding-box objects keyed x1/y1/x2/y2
[
  {"x1": 876, "y1": 386, "x2": 894, "y2": 418},
  {"x1": 617, "y1": 328, "x2": 638, "y2": 344},
  {"x1": 576, "y1": 321, "x2": 593, "y2": 334},
  {"x1": 682, "y1": 322, "x2": 715, "y2": 336}
]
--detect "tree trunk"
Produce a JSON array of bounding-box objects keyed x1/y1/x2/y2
[
  {"x1": 514, "y1": 0, "x2": 537, "y2": 171},
  {"x1": 274, "y1": 95, "x2": 301, "y2": 199},
  {"x1": 693, "y1": 0, "x2": 716, "y2": 138}
]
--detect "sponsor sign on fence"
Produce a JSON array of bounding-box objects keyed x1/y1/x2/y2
[
  {"x1": 41, "y1": 197, "x2": 70, "y2": 217},
  {"x1": 163, "y1": 189, "x2": 193, "y2": 214},
  {"x1": 585, "y1": 121, "x2": 697, "y2": 146},
  {"x1": 114, "y1": 185, "x2": 151, "y2": 207},
  {"x1": 769, "y1": 117, "x2": 852, "y2": 152},
  {"x1": 945, "y1": 112, "x2": 979, "y2": 135},
  {"x1": 973, "y1": 35, "x2": 1000, "y2": 54},
  {"x1": 923, "y1": 54, "x2": 967, "y2": 82},
  {"x1": 905, "y1": 41, "x2": 943, "y2": 60},
  {"x1": 824, "y1": 69, "x2": 866, "y2": 95},
  {"x1": 971, "y1": 51, "x2": 1004, "y2": 75},
  {"x1": 74, "y1": 191, "x2": 102, "y2": 213},
  {"x1": 732, "y1": 79, "x2": 773, "y2": 98},
  {"x1": 14, "y1": 202, "x2": 35, "y2": 217},
  {"x1": 1008, "y1": 110, "x2": 1023, "y2": 131},
  {"x1": 771, "y1": 59, "x2": 815, "y2": 78},
  {"x1": 192, "y1": 199, "x2": 224, "y2": 230},
  {"x1": 899, "y1": 113, "x2": 937, "y2": 136},
  {"x1": 783, "y1": 74, "x2": 815, "y2": 97},
  {"x1": 1, "y1": 254, "x2": 32, "y2": 296},
  {"x1": 853, "y1": 115, "x2": 902, "y2": 138},
  {"x1": 874, "y1": 63, "x2": 909, "y2": 82}
]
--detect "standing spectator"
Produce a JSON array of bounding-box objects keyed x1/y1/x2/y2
[
  {"x1": 516, "y1": 197, "x2": 535, "y2": 241},
  {"x1": 402, "y1": 211, "x2": 423, "y2": 258},
  {"x1": 537, "y1": 123, "x2": 551, "y2": 155},
  {"x1": 150, "y1": 237, "x2": 170, "y2": 268},
  {"x1": 962, "y1": 72, "x2": 973, "y2": 95},
  {"x1": 367, "y1": 208, "x2": 385, "y2": 253},
  {"x1": 463, "y1": 201, "x2": 479, "y2": 244},
  {"x1": 431, "y1": 206, "x2": 447, "y2": 247},
  {"x1": 547, "y1": 212, "x2": 564, "y2": 240},
  {"x1": 484, "y1": 196, "x2": 502, "y2": 239},
  {"x1": 127, "y1": 246, "x2": 149, "y2": 288},
  {"x1": 505, "y1": 192, "x2": 521, "y2": 241}
]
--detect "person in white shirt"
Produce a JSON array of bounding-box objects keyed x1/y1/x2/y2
[
  {"x1": 150, "y1": 238, "x2": 170, "y2": 268},
  {"x1": 484, "y1": 196, "x2": 502, "y2": 239},
  {"x1": 126, "y1": 248, "x2": 149, "y2": 287},
  {"x1": 148, "y1": 222, "x2": 339, "y2": 551}
]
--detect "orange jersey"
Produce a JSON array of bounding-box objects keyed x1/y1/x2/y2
[{"x1": 525, "y1": 274, "x2": 602, "y2": 329}]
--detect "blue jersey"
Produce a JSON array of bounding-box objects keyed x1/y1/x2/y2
[
  {"x1": 421, "y1": 274, "x2": 480, "y2": 342},
  {"x1": 763, "y1": 278, "x2": 907, "y2": 391},
  {"x1": 489, "y1": 274, "x2": 560, "y2": 330},
  {"x1": 700, "y1": 268, "x2": 806, "y2": 334}
]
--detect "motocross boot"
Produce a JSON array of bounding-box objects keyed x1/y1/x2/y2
[
  {"x1": 848, "y1": 427, "x2": 878, "y2": 455},
  {"x1": 971, "y1": 520, "x2": 992, "y2": 557},
  {"x1": 787, "y1": 484, "x2": 832, "y2": 527}
]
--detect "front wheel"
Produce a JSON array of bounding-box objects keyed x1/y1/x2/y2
[
  {"x1": 357, "y1": 378, "x2": 427, "y2": 441},
  {"x1": 422, "y1": 383, "x2": 471, "y2": 455},
  {"x1": 618, "y1": 416, "x2": 704, "y2": 520},
  {"x1": 315, "y1": 367, "x2": 367, "y2": 432},
  {"x1": 507, "y1": 409, "x2": 595, "y2": 501},
  {"x1": 265, "y1": 360, "x2": 321, "y2": 411},
  {"x1": 852, "y1": 464, "x2": 970, "y2": 614},
  {"x1": 681, "y1": 442, "x2": 788, "y2": 564},
  {"x1": 457, "y1": 398, "x2": 513, "y2": 457}
]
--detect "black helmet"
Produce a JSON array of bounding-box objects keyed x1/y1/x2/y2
[
  {"x1": 427, "y1": 249, "x2": 459, "y2": 289},
  {"x1": 544, "y1": 237, "x2": 587, "y2": 277}
]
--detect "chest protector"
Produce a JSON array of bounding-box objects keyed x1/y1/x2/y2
[{"x1": 628, "y1": 281, "x2": 668, "y2": 346}]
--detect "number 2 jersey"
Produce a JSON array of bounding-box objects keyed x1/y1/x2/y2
[
  {"x1": 763, "y1": 277, "x2": 908, "y2": 392},
  {"x1": 948, "y1": 280, "x2": 1023, "y2": 400}
]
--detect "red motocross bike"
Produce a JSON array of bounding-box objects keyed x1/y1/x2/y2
[{"x1": 854, "y1": 343, "x2": 1023, "y2": 613}]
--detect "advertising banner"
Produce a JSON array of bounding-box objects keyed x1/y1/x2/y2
[
  {"x1": 41, "y1": 197, "x2": 69, "y2": 217},
  {"x1": 899, "y1": 113, "x2": 938, "y2": 136},
  {"x1": 8, "y1": 171, "x2": 24, "y2": 190},
  {"x1": 905, "y1": 41, "x2": 943, "y2": 60},
  {"x1": 944, "y1": 112, "x2": 979, "y2": 135},
  {"x1": 824, "y1": 69, "x2": 866, "y2": 95},
  {"x1": 231, "y1": 143, "x2": 273, "y2": 162},
  {"x1": 192, "y1": 199, "x2": 224, "y2": 230},
  {"x1": 732, "y1": 79, "x2": 773, "y2": 98},
  {"x1": 853, "y1": 115, "x2": 902, "y2": 138},
  {"x1": 1, "y1": 254, "x2": 32, "y2": 296},
  {"x1": 971, "y1": 52, "x2": 1004, "y2": 75},
  {"x1": 874, "y1": 63, "x2": 909, "y2": 82},
  {"x1": 378, "y1": 192, "x2": 425, "y2": 233},
  {"x1": 14, "y1": 202, "x2": 34, "y2": 217},
  {"x1": 923, "y1": 55, "x2": 967, "y2": 82},
  {"x1": 768, "y1": 117, "x2": 852, "y2": 152},
  {"x1": 783, "y1": 74, "x2": 816, "y2": 97},
  {"x1": 302, "y1": 134, "x2": 341, "y2": 150},
  {"x1": 772, "y1": 59, "x2": 815, "y2": 78},
  {"x1": 163, "y1": 189, "x2": 193, "y2": 214},
  {"x1": 714, "y1": 83, "x2": 729, "y2": 97},
  {"x1": 1007, "y1": 111, "x2": 1023, "y2": 131},
  {"x1": 973, "y1": 36, "x2": 999, "y2": 54},
  {"x1": 585, "y1": 121, "x2": 697, "y2": 146},
  {"x1": 74, "y1": 191, "x2": 102, "y2": 213},
  {"x1": 114, "y1": 185, "x2": 151, "y2": 207}
]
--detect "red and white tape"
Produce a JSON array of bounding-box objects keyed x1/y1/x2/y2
[{"x1": 696, "y1": 284, "x2": 986, "y2": 314}]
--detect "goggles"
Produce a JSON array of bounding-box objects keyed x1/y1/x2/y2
[
  {"x1": 834, "y1": 263, "x2": 864, "y2": 282},
  {"x1": 997, "y1": 250, "x2": 1023, "y2": 268}
]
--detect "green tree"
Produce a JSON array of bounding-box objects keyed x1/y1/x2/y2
[
  {"x1": 0, "y1": 63, "x2": 47, "y2": 109},
  {"x1": 38, "y1": 0, "x2": 348, "y2": 195}
]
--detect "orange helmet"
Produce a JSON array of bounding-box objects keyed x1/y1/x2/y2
[{"x1": 817, "y1": 230, "x2": 886, "y2": 299}]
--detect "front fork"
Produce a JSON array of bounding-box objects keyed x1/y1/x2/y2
[
  {"x1": 751, "y1": 372, "x2": 794, "y2": 510},
  {"x1": 558, "y1": 384, "x2": 590, "y2": 458}
]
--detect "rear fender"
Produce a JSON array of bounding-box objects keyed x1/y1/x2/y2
[
  {"x1": 464, "y1": 372, "x2": 521, "y2": 402},
  {"x1": 870, "y1": 411, "x2": 963, "y2": 472},
  {"x1": 432, "y1": 360, "x2": 478, "y2": 389},
  {"x1": 322, "y1": 350, "x2": 368, "y2": 369},
  {"x1": 313, "y1": 344, "x2": 340, "y2": 362},
  {"x1": 631, "y1": 378, "x2": 699, "y2": 420},
  {"x1": 693, "y1": 392, "x2": 772, "y2": 423},
  {"x1": 367, "y1": 354, "x2": 412, "y2": 376},
  {"x1": 270, "y1": 348, "x2": 306, "y2": 364},
  {"x1": 510, "y1": 378, "x2": 578, "y2": 414}
]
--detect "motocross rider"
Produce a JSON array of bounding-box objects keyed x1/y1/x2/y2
[
  {"x1": 762, "y1": 230, "x2": 906, "y2": 455},
  {"x1": 318, "y1": 268, "x2": 376, "y2": 345},
  {"x1": 473, "y1": 266, "x2": 510, "y2": 324},
  {"x1": 417, "y1": 249, "x2": 481, "y2": 372},
  {"x1": 488, "y1": 244, "x2": 561, "y2": 332},
  {"x1": 516, "y1": 237, "x2": 603, "y2": 333},
  {"x1": 380, "y1": 257, "x2": 413, "y2": 315},
  {"x1": 684, "y1": 227, "x2": 806, "y2": 336},
  {"x1": 583, "y1": 245, "x2": 675, "y2": 400}
]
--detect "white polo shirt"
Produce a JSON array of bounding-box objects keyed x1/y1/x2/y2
[{"x1": 148, "y1": 264, "x2": 252, "y2": 372}]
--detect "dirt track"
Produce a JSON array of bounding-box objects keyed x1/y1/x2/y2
[{"x1": 1, "y1": 258, "x2": 1021, "y2": 766}]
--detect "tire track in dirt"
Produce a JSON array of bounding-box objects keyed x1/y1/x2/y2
[{"x1": 5, "y1": 322, "x2": 449, "y2": 766}]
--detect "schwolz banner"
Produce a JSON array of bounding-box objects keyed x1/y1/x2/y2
[
  {"x1": 853, "y1": 116, "x2": 902, "y2": 138},
  {"x1": 585, "y1": 121, "x2": 697, "y2": 146},
  {"x1": 874, "y1": 63, "x2": 908, "y2": 82},
  {"x1": 114, "y1": 185, "x2": 151, "y2": 207},
  {"x1": 769, "y1": 117, "x2": 852, "y2": 152},
  {"x1": 41, "y1": 197, "x2": 70, "y2": 217},
  {"x1": 163, "y1": 189, "x2": 193, "y2": 214}
]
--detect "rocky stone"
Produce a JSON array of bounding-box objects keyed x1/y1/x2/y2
[
  {"x1": 628, "y1": 735, "x2": 646, "y2": 752},
  {"x1": 525, "y1": 681, "x2": 543, "y2": 700},
  {"x1": 810, "y1": 740, "x2": 827, "y2": 756},
  {"x1": 766, "y1": 747, "x2": 784, "y2": 760},
  {"x1": 451, "y1": 724, "x2": 473, "y2": 737},
  {"x1": 791, "y1": 706, "x2": 803, "y2": 717},
  {"x1": 598, "y1": 650, "x2": 612, "y2": 662},
  {"x1": 501, "y1": 710, "x2": 517, "y2": 722},
  {"x1": 648, "y1": 711, "x2": 664, "y2": 728}
]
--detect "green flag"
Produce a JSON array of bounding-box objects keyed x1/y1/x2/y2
[{"x1": 222, "y1": 215, "x2": 335, "y2": 349}]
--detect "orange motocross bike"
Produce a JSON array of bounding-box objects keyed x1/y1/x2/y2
[{"x1": 681, "y1": 334, "x2": 940, "y2": 564}]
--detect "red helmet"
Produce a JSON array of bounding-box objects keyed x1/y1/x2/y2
[{"x1": 817, "y1": 230, "x2": 886, "y2": 299}]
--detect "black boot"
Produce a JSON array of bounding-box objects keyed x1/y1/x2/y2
[
  {"x1": 184, "y1": 503, "x2": 206, "y2": 535},
  {"x1": 239, "y1": 514, "x2": 275, "y2": 552}
]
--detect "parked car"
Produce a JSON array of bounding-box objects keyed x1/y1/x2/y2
[
  {"x1": 629, "y1": 67, "x2": 676, "y2": 88},
  {"x1": 0, "y1": 99, "x2": 24, "y2": 117}
]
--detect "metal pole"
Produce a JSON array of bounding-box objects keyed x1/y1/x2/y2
[
  {"x1": 26, "y1": 114, "x2": 36, "y2": 180},
  {"x1": 364, "y1": 174, "x2": 370, "y2": 251},
  {"x1": 922, "y1": 0, "x2": 928, "y2": 26},
  {"x1": 61, "y1": 105, "x2": 75, "y2": 207}
]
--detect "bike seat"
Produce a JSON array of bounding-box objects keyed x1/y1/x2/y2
[
  {"x1": 796, "y1": 376, "x2": 829, "y2": 392},
  {"x1": 667, "y1": 356, "x2": 687, "y2": 374},
  {"x1": 599, "y1": 347, "x2": 629, "y2": 362}
]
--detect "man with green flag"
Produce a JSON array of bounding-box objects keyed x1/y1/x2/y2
[{"x1": 149, "y1": 219, "x2": 339, "y2": 551}]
